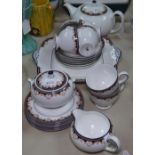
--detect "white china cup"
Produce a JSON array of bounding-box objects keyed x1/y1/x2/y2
[
  {"x1": 90, "y1": 93, "x2": 119, "y2": 110},
  {"x1": 86, "y1": 64, "x2": 129, "y2": 109},
  {"x1": 55, "y1": 20, "x2": 102, "y2": 57},
  {"x1": 70, "y1": 109, "x2": 121, "y2": 153}
]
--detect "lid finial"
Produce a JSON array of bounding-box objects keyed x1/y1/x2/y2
[
  {"x1": 92, "y1": 0, "x2": 96, "y2": 3},
  {"x1": 48, "y1": 71, "x2": 53, "y2": 75}
]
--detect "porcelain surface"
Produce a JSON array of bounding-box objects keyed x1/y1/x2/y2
[
  {"x1": 55, "y1": 20, "x2": 101, "y2": 57},
  {"x1": 55, "y1": 42, "x2": 102, "y2": 66},
  {"x1": 86, "y1": 64, "x2": 118, "y2": 91},
  {"x1": 86, "y1": 64, "x2": 129, "y2": 92},
  {"x1": 36, "y1": 70, "x2": 65, "y2": 90},
  {"x1": 34, "y1": 97, "x2": 74, "y2": 117},
  {"x1": 28, "y1": 70, "x2": 75, "y2": 108},
  {"x1": 86, "y1": 64, "x2": 129, "y2": 108},
  {"x1": 26, "y1": 90, "x2": 83, "y2": 121},
  {"x1": 71, "y1": 109, "x2": 121, "y2": 153},
  {"x1": 89, "y1": 81, "x2": 119, "y2": 98},
  {"x1": 24, "y1": 88, "x2": 84, "y2": 132},
  {"x1": 34, "y1": 37, "x2": 121, "y2": 83},
  {"x1": 64, "y1": 1, "x2": 124, "y2": 36},
  {"x1": 90, "y1": 93, "x2": 119, "y2": 110},
  {"x1": 73, "y1": 110, "x2": 110, "y2": 138}
]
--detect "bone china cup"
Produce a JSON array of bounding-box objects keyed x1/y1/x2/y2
[
  {"x1": 70, "y1": 109, "x2": 121, "y2": 153},
  {"x1": 55, "y1": 20, "x2": 103, "y2": 57},
  {"x1": 28, "y1": 70, "x2": 75, "y2": 108},
  {"x1": 86, "y1": 64, "x2": 129, "y2": 109}
]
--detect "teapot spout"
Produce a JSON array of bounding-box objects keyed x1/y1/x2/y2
[{"x1": 64, "y1": 3, "x2": 77, "y2": 17}]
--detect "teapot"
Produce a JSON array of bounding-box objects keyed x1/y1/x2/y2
[
  {"x1": 64, "y1": 0, "x2": 124, "y2": 36},
  {"x1": 70, "y1": 109, "x2": 121, "y2": 153}
]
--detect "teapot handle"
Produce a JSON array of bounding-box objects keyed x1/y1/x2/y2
[
  {"x1": 110, "y1": 11, "x2": 124, "y2": 34},
  {"x1": 105, "y1": 133, "x2": 121, "y2": 153},
  {"x1": 27, "y1": 78, "x2": 34, "y2": 89}
]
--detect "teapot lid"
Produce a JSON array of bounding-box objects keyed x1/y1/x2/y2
[
  {"x1": 81, "y1": 0, "x2": 107, "y2": 16},
  {"x1": 35, "y1": 70, "x2": 68, "y2": 92}
]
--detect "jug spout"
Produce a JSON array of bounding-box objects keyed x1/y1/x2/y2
[
  {"x1": 72, "y1": 109, "x2": 85, "y2": 120},
  {"x1": 64, "y1": 3, "x2": 77, "y2": 17}
]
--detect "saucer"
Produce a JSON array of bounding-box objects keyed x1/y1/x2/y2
[
  {"x1": 33, "y1": 95, "x2": 75, "y2": 117},
  {"x1": 24, "y1": 88, "x2": 84, "y2": 132},
  {"x1": 33, "y1": 37, "x2": 121, "y2": 83},
  {"x1": 55, "y1": 48, "x2": 102, "y2": 66}
]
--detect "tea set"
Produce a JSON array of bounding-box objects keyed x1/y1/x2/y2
[{"x1": 25, "y1": 0, "x2": 129, "y2": 154}]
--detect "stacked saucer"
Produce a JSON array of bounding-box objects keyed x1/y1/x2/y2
[
  {"x1": 55, "y1": 44, "x2": 103, "y2": 66},
  {"x1": 24, "y1": 70, "x2": 84, "y2": 131}
]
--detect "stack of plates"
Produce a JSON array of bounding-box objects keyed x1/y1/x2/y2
[
  {"x1": 24, "y1": 88, "x2": 84, "y2": 132},
  {"x1": 55, "y1": 49, "x2": 102, "y2": 66},
  {"x1": 55, "y1": 41, "x2": 103, "y2": 66}
]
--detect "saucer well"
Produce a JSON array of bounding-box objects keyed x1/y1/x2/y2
[{"x1": 24, "y1": 88, "x2": 84, "y2": 132}]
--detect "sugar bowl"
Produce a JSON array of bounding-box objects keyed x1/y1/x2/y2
[
  {"x1": 28, "y1": 70, "x2": 75, "y2": 108},
  {"x1": 70, "y1": 109, "x2": 121, "y2": 153}
]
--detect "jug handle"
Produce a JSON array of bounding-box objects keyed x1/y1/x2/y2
[
  {"x1": 110, "y1": 11, "x2": 124, "y2": 34},
  {"x1": 105, "y1": 133, "x2": 121, "y2": 153}
]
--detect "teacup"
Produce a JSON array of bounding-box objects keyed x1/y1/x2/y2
[
  {"x1": 70, "y1": 109, "x2": 121, "y2": 153},
  {"x1": 55, "y1": 20, "x2": 103, "y2": 57},
  {"x1": 86, "y1": 64, "x2": 129, "y2": 109}
]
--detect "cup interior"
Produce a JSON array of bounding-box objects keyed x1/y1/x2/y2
[
  {"x1": 75, "y1": 111, "x2": 110, "y2": 139},
  {"x1": 86, "y1": 64, "x2": 117, "y2": 91}
]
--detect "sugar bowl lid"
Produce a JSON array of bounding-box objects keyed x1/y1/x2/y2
[
  {"x1": 81, "y1": 0, "x2": 107, "y2": 16},
  {"x1": 34, "y1": 70, "x2": 68, "y2": 92}
]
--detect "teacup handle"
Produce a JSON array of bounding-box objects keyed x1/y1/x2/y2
[
  {"x1": 105, "y1": 133, "x2": 121, "y2": 153},
  {"x1": 110, "y1": 11, "x2": 124, "y2": 34},
  {"x1": 118, "y1": 71, "x2": 129, "y2": 92},
  {"x1": 68, "y1": 78, "x2": 76, "y2": 89}
]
